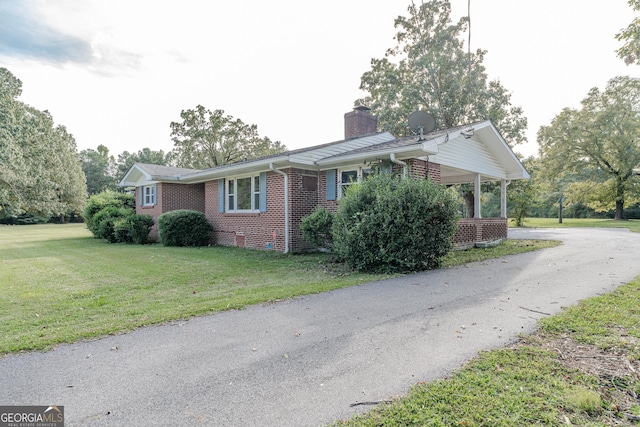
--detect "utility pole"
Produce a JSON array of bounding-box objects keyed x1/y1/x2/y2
[{"x1": 558, "y1": 196, "x2": 564, "y2": 224}]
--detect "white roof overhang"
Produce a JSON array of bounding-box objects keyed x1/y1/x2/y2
[
  {"x1": 119, "y1": 164, "x2": 153, "y2": 187},
  {"x1": 430, "y1": 121, "x2": 530, "y2": 184},
  {"x1": 314, "y1": 137, "x2": 439, "y2": 169}
]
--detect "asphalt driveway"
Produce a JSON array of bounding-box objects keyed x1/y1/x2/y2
[{"x1": 2, "y1": 228, "x2": 640, "y2": 426}]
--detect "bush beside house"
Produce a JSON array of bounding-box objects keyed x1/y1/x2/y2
[
  {"x1": 114, "y1": 214, "x2": 155, "y2": 244},
  {"x1": 331, "y1": 173, "x2": 459, "y2": 273},
  {"x1": 300, "y1": 207, "x2": 334, "y2": 251},
  {"x1": 83, "y1": 191, "x2": 153, "y2": 244},
  {"x1": 158, "y1": 210, "x2": 212, "y2": 247}
]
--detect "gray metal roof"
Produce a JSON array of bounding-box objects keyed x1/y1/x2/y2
[{"x1": 119, "y1": 121, "x2": 529, "y2": 187}]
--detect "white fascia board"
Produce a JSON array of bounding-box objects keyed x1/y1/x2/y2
[
  {"x1": 119, "y1": 164, "x2": 153, "y2": 187},
  {"x1": 178, "y1": 155, "x2": 292, "y2": 183},
  {"x1": 314, "y1": 142, "x2": 437, "y2": 167}
]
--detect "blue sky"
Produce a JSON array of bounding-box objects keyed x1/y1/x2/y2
[{"x1": 0, "y1": 0, "x2": 637, "y2": 158}]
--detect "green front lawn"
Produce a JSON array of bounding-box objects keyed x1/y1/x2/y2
[
  {"x1": 0, "y1": 223, "x2": 553, "y2": 355},
  {"x1": 513, "y1": 217, "x2": 640, "y2": 233}
]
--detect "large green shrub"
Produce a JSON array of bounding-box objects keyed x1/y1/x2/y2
[
  {"x1": 92, "y1": 206, "x2": 133, "y2": 243},
  {"x1": 158, "y1": 210, "x2": 212, "y2": 247},
  {"x1": 300, "y1": 207, "x2": 334, "y2": 250},
  {"x1": 114, "y1": 214, "x2": 154, "y2": 244},
  {"x1": 332, "y1": 173, "x2": 459, "y2": 273},
  {"x1": 83, "y1": 191, "x2": 135, "y2": 236}
]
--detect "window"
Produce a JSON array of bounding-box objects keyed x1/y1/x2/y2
[
  {"x1": 338, "y1": 167, "x2": 372, "y2": 199},
  {"x1": 227, "y1": 175, "x2": 261, "y2": 212},
  {"x1": 143, "y1": 184, "x2": 156, "y2": 206}
]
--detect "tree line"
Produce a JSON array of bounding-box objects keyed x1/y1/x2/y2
[
  {"x1": 0, "y1": 66, "x2": 285, "y2": 223},
  {"x1": 2, "y1": 0, "x2": 640, "y2": 224}
]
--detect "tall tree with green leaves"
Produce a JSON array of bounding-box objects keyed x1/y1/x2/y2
[
  {"x1": 538, "y1": 76, "x2": 640, "y2": 220},
  {"x1": 80, "y1": 145, "x2": 117, "y2": 195},
  {"x1": 116, "y1": 148, "x2": 174, "y2": 181},
  {"x1": 0, "y1": 67, "x2": 87, "y2": 220},
  {"x1": 170, "y1": 105, "x2": 286, "y2": 169},
  {"x1": 356, "y1": 0, "x2": 527, "y2": 144},
  {"x1": 616, "y1": 0, "x2": 640, "y2": 64},
  {"x1": 356, "y1": 0, "x2": 527, "y2": 218}
]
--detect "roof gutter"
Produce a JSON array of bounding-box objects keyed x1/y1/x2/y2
[
  {"x1": 269, "y1": 163, "x2": 289, "y2": 254},
  {"x1": 390, "y1": 153, "x2": 407, "y2": 178}
]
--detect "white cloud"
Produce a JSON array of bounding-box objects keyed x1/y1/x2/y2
[{"x1": 1, "y1": 0, "x2": 638, "y2": 161}]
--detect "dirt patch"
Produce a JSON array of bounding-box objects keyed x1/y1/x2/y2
[
  {"x1": 543, "y1": 336, "x2": 640, "y2": 380},
  {"x1": 520, "y1": 335, "x2": 640, "y2": 425}
]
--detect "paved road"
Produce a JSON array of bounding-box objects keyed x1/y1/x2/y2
[{"x1": 2, "y1": 228, "x2": 640, "y2": 426}]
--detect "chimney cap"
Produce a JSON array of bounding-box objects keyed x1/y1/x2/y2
[{"x1": 354, "y1": 105, "x2": 371, "y2": 112}]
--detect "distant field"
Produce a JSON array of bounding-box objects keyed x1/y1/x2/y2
[{"x1": 512, "y1": 217, "x2": 640, "y2": 233}]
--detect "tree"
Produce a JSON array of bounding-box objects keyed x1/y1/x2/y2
[
  {"x1": 356, "y1": 0, "x2": 527, "y2": 145},
  {"x1": 538, "y1": 76, "x2": 640, "y2": 220},
  {"x1": 79, "y1": 145, "x2": 117, "y2": 195},
  {"x1": 355, "y1": 0, "x2": 527, "y2": 219},
  {"x1": 508, "y1": 157, "x2": 540, "y2": 226},
  {"x1": 170, "y1": 105, "x2": 286, "y2": 169},
  {"x1": 116, "y1": 148, "x2": 174, "y2": 181},
  {"x1": 0, "y1": 67, "x2": 87, "y2": 220},
  {"x1": 616, "y1": 0, "x2": 640, "y2": 64}
]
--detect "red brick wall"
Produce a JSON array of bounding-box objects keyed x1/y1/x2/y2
[
  {"x1": 289, "y1": 169, "x2": 322, "y2": 252},
  {"x1": 406, "y1": 159, "x2": 441, "y2": 183},
  {"x1": 162, "y1": 183, "x2": 205, "y2": 212},
  {"x1": 137, "y1": 183, "x2": 205, "y2": 241},
  {"x1": 454, "y1": 218, "x2": 508, "y2": 247},
  {"x1": 137, "y1": 184, "x2": 163, "y2": 241},
  {"x1": 205, "y1": 171, "x2": 287, "y2": 251},
  {"x1": 317, "y1": 170, "x2": 339, "y2": 213},
  {"x1": 162, "y1": 159, "x2": 499, "y2": 252}
]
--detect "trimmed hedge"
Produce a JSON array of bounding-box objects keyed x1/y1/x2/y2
[
  {"x1": 158, "y1": 210, "x2": 212, "y2": 247},
  {"x1": 83, "y1": 191, "x2": 135, "y2": 237},
  {"x1": 332, "y1": 173, "x2": 459, "y2": 273},
  {"x1": 92, "y1": 206, "x2": 133, "y2": 243},
  {"x1": 114, "y1": 214, "x2": 154, "y2": 244},
  {"x1": 300, "y1": 207, "x2": 334, "y2": 250}
]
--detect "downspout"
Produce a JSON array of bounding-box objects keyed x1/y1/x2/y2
[
  {"x1": 269, "y1": 163, "x2": 289, "y2": 254},
  {"x1": 390, "y1": 153, "x2": 407, "y2": 177}
]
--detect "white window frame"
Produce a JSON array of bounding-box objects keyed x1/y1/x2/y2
[
  {"x1": 143, "y1": 184, "x2": 156, "y2": 206},
  {"x1": 338, "y1": 166, "x2": 372, "y2": 199},
  {"x1": 226, "y1": 174, "x2": 260, "y2": 213}
]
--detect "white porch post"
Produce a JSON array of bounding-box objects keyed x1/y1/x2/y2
[
  {"x1": 474, "y1": 173, "x2": 481, "y2": 219},
  {"x1": 500, "y1": 179, "x2": 509, "y2": 218}
]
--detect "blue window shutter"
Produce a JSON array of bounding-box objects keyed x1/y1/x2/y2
[
  {"x1": 218, "y1": 179, "x2": 225, "y2": 213},
  {"x1": 326, "y1": 169, "x2": 336, "y2": 201},
  {"x1": 138, "y1": 186, "x2": 143, "y2": 206},
  {"x1": 153, "y1": 183, "x2": 158, "y2": 205},
  {"x1": 259, "y1": 172, "x2": 267, "y2": 212}
]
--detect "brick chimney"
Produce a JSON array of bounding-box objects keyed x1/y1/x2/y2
[{"x1": 344, "y1": 106, "x2": 378, "y2": 139}]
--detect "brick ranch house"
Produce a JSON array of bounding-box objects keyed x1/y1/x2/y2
[{"x1": 120, "y1": 108, "x2": 530, "y2": 252}]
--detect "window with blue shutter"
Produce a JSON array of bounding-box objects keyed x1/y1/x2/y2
[
  {"x1": 218, "y1": 179, "x2": 225, "y2": 213},
  {"x1": 259, "y1": 172, "x2": 267, "y2": 212},
  {"x1": 326, "y1": 169, "x2": 336, "y2": 201}
]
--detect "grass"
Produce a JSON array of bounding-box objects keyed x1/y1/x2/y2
[
  {"x1": 514, "y1": 217, "x2": 640, "y2": 233},
  {"x1": 0, "y1": 224, "x2": 384, "y2": 354},
  {"x1": 337, "y1": 278, "x2": 640, "y2": 426},
  {"x1": 0, "y1": 223, "x2": 550, "y2": 355},
  {"x1": 5, "y1": 222, "x2": 639, "y2": 425},
  {"x1": 335, "y1": 278, "x2": 640, "y2": 425},
  {"x1": 441, "y1": 239, "x2": 558, "y2": 267}
]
